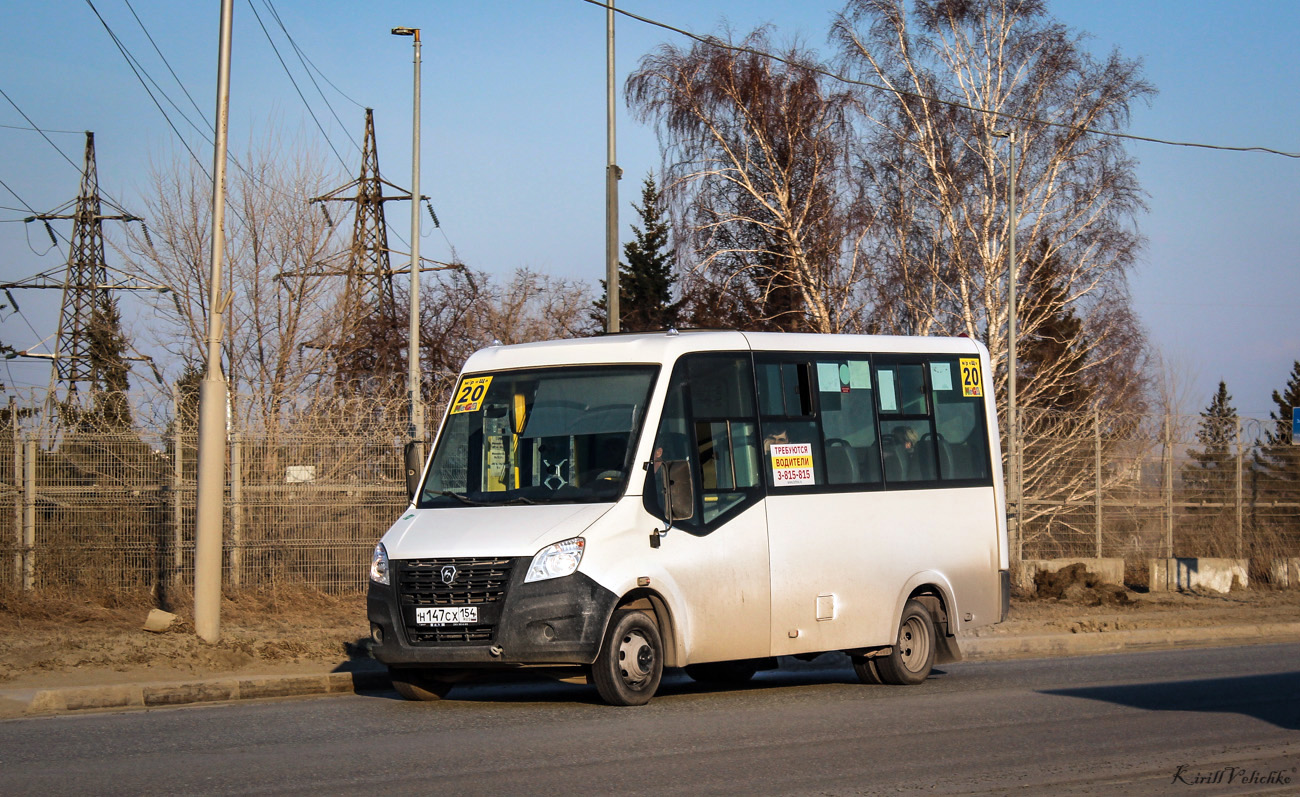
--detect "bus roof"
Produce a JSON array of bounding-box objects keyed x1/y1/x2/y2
[{"x1": 461, "y1": 330, "x2": 988, "y2": 374}]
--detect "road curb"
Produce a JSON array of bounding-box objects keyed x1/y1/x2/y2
[
  {"x1": 8, "y1": 622, "x2": 1300, "y2": 716},
  {"x1": 20, "y1": 670, "x2": 391, "y2": 716},
  {"x1": 958, "y1": 621, "x2": 1300, "y2": 661}
]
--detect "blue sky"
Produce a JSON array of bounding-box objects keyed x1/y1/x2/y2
[{"x1": 1, "y1": 1, "x2": 1297, "y2": 417}]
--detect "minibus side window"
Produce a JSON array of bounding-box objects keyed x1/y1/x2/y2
[
  {"x1": 876, "y1": 358, "x2": 992, "y2": 485},
  {"x1": 816, "y1": 359, "x2": 883, "y2": 486},
  {"x1": 876, "y1": 361, "x2": 939, "y2": 483},
  {"x1": 646, "y1": 354, "x2": 761, "y2": 532},
  {"x1": 929, "y1": 357, "x2": 992, "y2": 481},
  {"x1": 756, "y1": 357, "x2": 883, "y2": 490}
]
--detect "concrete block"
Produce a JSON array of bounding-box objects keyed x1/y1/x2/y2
[
  {"x1": 1148, "y1": 558, "x2": 1248, "y2": 593},
  {"x1": 236, "y1": 675, "x2": 330, "y2": 700},
  {"x1": 142, "y1": 609, "x2": 176, "y2": 633},
  {"x1": 1013, "y1": 558, "x2": 1126, "y2": 592},
  {"x1": 142, "y1": 680, "x2": 237, "y2": 707},
  {"x1": 29, "y1": 684, "x2": 143, "y2": 713},
  {"x1": 1267, "y1": 557, "x2": 1300, "y2": 588}
]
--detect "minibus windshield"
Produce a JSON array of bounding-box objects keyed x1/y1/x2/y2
[{"x1": 417, "y1": 365, "x2": 658, "y2": 508}]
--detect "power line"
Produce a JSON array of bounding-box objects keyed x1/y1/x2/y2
[
  {"x1": 0, "y1": 88, "x2": 86, "y2": 176},
  {"x1": 261, "y1": 0, "x2": 361, "y2": 150},
  {"x1": 581, "y1": 0, "x2": 1300, "y2": 160},
  {"x1": 83, "y1": 0, "x2": 212, "y2": 182},
  {"x1": 266, "y1": 2, "x2": 366, "y2": 111},
  {"x1": 246, "y1": 0, "x2": 350, "y2": 171},
  {"x1": 122, "y1": 0, "x2": 214, "y2": 135},
  {"x1": 0, "y1": 123, "x2": 84, "y2": 134}
]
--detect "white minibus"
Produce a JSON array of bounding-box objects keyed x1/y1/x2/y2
[{"x1": 367, "y1": 330, "x2": 1010, "y2": 705}]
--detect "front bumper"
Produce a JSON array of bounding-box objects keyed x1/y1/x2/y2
[{"x1": 367, "y1": 558, "x2": 618, "y2": 668}]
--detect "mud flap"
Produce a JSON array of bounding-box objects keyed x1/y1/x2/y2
[{"x1": 935, "y1": 633, "x2": 963, "y2": 665}]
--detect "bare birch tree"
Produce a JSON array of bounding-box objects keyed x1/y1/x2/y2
[
  {"x1": 833, "y1": 0, "x2": 1153, "y2": 530},
  {"x1": 418, "y1": 267, "x2": 597, "y2": 402},
  {"x1": 122, "y1": 136, "x2": 346, "y2": 426},
  {"x1": 627, "y1": 30, "x2": 871, "y2": 332}
]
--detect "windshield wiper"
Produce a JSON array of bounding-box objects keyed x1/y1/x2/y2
[
  {"x1": 430, "y1": 490, "x2": 492, "y2": 506},
  {"x1": 430, "y1": 490, "x2": 537, "y2": 506}
]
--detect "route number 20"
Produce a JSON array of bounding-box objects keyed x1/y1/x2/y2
[
  {"x1": 959, "y1": 358, "x2": 983, "y2": 398},
  {"x1": 450, "y1": 376, "x2": 494, "y2": 414}
]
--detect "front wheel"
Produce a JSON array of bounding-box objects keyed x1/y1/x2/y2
[
  {"x1": 591, "y1": 609, "x2": 663, "y2": 706},
  {"x1": 874, "y1": 599, "x2": 936, "y2": 685}
]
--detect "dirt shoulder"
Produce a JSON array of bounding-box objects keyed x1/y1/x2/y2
[
  {"x1": 2, "y1": 586, "x2": 1299, "y2": 692},
  {"x1": 0, "y1": 590, "x2": 372, "y2": 691}
]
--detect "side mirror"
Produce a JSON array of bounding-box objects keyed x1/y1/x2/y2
[
  {"x1": 661, "y1": 460, "x2": 695, "y2": 525},
  {"x1": 404, "y1": 441, "x2": 424, "y2": 501}
]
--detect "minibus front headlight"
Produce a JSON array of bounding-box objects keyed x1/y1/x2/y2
[
  {"x1": 370, "y1": 542, "x2": 390, "y2": 585},
  {"x1": 525, "y1": 537, "x2": 585, "y2": 583}
]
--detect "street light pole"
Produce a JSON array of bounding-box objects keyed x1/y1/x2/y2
[
  {"x1": 993, "y1": 129, "x2": 1019, "y2": 558},
  {"x1": 195, "y1": 0, "x2": 235, "y2": 643},
  {"x1": 392, "y1": 26, "x2": 425, "y2": 496},
  {"x1": 605, "y1": 2, "x2": 621, "y2": 333}
]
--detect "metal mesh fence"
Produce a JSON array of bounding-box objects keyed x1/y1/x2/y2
[
  {"x1": 1015, "y1": 408, "x2": 1300, "y2": 581},
  {"x1": 2, "y1": 393, "x2": 1298, "y2": 597}
]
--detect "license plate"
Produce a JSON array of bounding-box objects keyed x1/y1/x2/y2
[{"x1": 415, "y1": 606, "x2": 478, "y2": 626}]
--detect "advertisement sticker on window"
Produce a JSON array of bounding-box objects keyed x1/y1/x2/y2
[{"x1": 770, "y1": 442, "x2": 815, "y2": 486}]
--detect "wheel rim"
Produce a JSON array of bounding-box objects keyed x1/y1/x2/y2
[
  {"x1": 898, "y1": 615, "x2": 931, "y2": 673},
  {"x1": 617, "y1": 630, "x2": 655, "y2": 687}
]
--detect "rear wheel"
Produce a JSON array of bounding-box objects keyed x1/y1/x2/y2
[
  {"x1": 874, "y1": 599, "x2": 936, "y2": 685},
  {"x1": 591, "y1": 609, "x2": 663, "y2": 706},
  {"x1": 684, "y1": 659, "x2": 759, "y2": 686},
  {"x1": 389, "y1": 667, "x2": 454, "y2": 701}
]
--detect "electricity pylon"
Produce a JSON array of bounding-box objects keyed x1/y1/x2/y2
[
  {"x1": 300, "y1": 108, "x2": 454, "y2": 393},
  {"x1": 5, "y1": 132, "x2": 164, "y2": 409},
  {"x1": 310, "y1": 108, "x2": 402, "y2": 327}
]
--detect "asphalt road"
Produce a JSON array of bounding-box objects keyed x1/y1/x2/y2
[{"x1": 2, "y1": 644, "x2": 1297, "y2": 796}]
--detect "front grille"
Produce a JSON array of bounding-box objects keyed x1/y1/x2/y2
[
  {"x1": 406, "y1": 625, "x2": 496, "y2": 644},
  {"x1": 397, "y1": 557, "x2": 514, "y2": 606},
  {"x1": 396, "y1": 557, "x2": 515, "y2": 646}
]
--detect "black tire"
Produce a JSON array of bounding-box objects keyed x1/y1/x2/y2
[
  {"x1": 851, "y1": 655, "x2": 883, "y2": 685},
  {"x1": 684, "y1": 659, "x2": 759, "y2": 686},
  {"x1": 874, "y1": 599, "x2": 936, "y2": 685},
  {"x1": 591, "y1": 609, "x2": 663, "y2": 706},
  {"x1": 389, "y1": 666, "x2": 453, "y2": 701}
]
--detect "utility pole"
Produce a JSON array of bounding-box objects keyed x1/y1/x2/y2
[
  {"x1": 993, "y1": 129, "x2": 1019, "y2": 554},
  {"x1": 605, "y1": 2, "x2": 621, "y2": 333},
  {"x1": 194, "y1": 0, "x2": 234, "y2": 644}
]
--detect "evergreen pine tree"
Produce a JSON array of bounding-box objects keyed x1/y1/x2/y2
[
  {"x1": 1257, "y1": 360, "x2": 1300, "y2": 490},
  {"x1": 595, "y1": 174, "x2": 679, "y2": 331},
  {"x1": 1182, "y1": 380, "x2": 1238, "y2": 502},
  {"x1": 85, "y1": 296, "x2": 134, "y2": 430},
  {"x1": 1018, "y1": 240, "x2": 1091, "y2": 414}
]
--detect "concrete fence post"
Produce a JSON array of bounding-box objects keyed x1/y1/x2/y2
[
  {"x1": 230, "y1": 434, "x2": 242, "y2": 589},
  {"x1": 172, "y1": 385, "x2": 184, "y2": 586},
  {"x1": 23, "y1": 436, "x2": 35, "y2": 591},
  {"x1": 1164, "y1": 415, "x2": 1173, "y2": 559},
  {"x1": 1094, "y1": 407, "x2": 1102, "y2": 558},
  {"x1": 1235, "y1": 417, "x2": 1243, "y2": 560},
  {"x1": 12, "y1": 423, "x2": 22, "y2": 586}
]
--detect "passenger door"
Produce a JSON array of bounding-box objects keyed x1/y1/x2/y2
[{"x1": 646, "y1": 353, "x2": 771, "y2": 664}]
